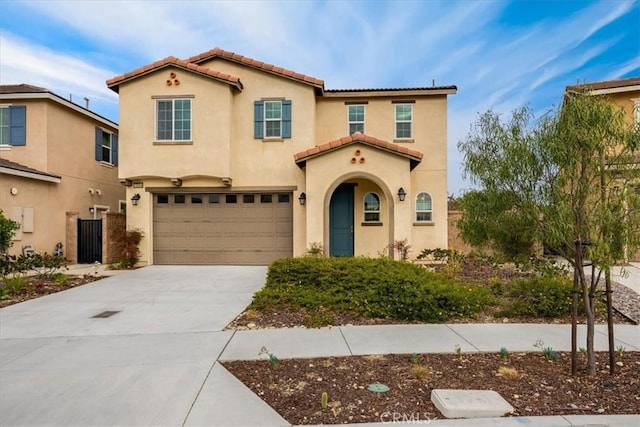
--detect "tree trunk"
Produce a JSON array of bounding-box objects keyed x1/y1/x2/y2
[
  {"x1": 577, "y1": 264, "x2": 596, "y2": 375},
  {"x1": 571, "y1": 262, "x2": 579, "y2": 376}
]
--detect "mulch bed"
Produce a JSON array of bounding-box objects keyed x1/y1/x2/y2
[
  {"x1": 223, "y1": 351, "x2": 640, "y2": 425},
  {"x1": 0, "y1": 275, "x2": 102, "y2": 308}
]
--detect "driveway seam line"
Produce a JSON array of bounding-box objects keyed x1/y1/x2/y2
[
  {"x1": 181, "y1": 329, "x2": 237, "y2": 427},
  {"x1": 445, "y1": 324, "x2": 481, "y2": 352},
  {"x1": 337, "y1": 327, "x2": 353, "y2": 355}
]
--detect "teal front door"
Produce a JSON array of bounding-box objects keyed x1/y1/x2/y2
[{"x1": 329, "y1": 184, "x2": 354, "y2": 256}]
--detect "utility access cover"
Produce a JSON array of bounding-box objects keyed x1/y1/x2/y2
[{"x1": 91, "y1": 311, "x2": 120, "y2": 318}]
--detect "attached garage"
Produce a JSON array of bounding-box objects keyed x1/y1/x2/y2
[{"x1": 153, "y1": 192, "x2": 293, "y2": 265}]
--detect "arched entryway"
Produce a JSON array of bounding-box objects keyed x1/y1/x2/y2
[{"x1": 325, "y1": 173, "x2": 394, "y2": 257}]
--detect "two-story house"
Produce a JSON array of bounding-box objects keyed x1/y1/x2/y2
[
  {"x1": 106, "y1": 48, "x2": 456, "y2": 265},
  {"x1": 0, "y1": 84, "x2": 123, "y2": 260},
  {"x1": 565, "y1": 76, "x2": 640, "y2": 261}
]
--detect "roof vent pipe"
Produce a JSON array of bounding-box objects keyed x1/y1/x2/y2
[{"x1": 84, "y1": 97, "x2": 90, "y2": 109}]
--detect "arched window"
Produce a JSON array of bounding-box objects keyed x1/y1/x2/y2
[
  {"x1": 416, "y1": 192, "x2": 432, "y2": 222},
  {"x1": 364, "y1": 192, "x2": 380, "y2": 222}
]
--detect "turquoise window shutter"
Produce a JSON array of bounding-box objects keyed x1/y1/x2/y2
[
  {"x1": 254, "y1": 101, "x2": 264, "y2": 138},
  {"x1": 9, "y1": 106, "x2": 26, "y2": 146},
  {"x1": 112, "y1": 134, "x2": 118, "y2": 166},
  {"x1": 95, "y1": 127, "x2": 102, "y2": 161},
  {"x1": 282, "y1": 100, "x2": 291, "y2": 138}
]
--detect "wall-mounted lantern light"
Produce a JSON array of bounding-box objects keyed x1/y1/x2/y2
[
  {"x1": 131, "y1": 193, "x2": 141, "y2": 206},
  {"x1": 298, "y1": 192, "x2": 306, "y2": 206},
  {"x1": 397, "y1": 187, "x2": 407, "y2": 202},
  {"x1": 89, "y1": 207, "x2": 95, "y2": 214}
]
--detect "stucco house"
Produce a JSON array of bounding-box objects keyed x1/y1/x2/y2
[
  {"x1": 106, "y1": 48, "x2": 456, "y2": 265},
  {"x1": 0, "y1": 84, "x2": 123, "y2": 260}
]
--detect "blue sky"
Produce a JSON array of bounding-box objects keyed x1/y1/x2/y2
[{"x1": 1, "y1": 0, "x2": 638, "y2": 195}]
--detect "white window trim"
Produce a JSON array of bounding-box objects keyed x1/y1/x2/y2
[
  {"x1": 395, "y1": 104, "x2": 413, "y2": 139},
  {"x1": 0, "y1": 105, "x2": 10, "y2": 146},
  {"x1": 155, "y1": 98, "x2": 192, "y2": 142},
  {"x1": 264, "y1": 100, "x2": 282, "y2": 139},
  {"x1": 101, "y1": 131, "x2": 113, "y2": 164},
  {"x1": 363, "y1": 192, "x2": 381, "y2": 222},
  {"x1": 348, "y1": 105, "x2": 365, "y2": 135},
  {"x1": 632, "y1": 98, "x2": 640, "y2": 125},
  {"x1": 415, "y1": 191, "x2": 433, "y2": 222}
]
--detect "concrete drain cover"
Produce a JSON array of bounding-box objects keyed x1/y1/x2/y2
[
  {"x1": 91, "y1": 311, "x2": 120, "y2": 318},
  {"x1": 431, "y1": 389, "x2": 514, "y2": 418}
]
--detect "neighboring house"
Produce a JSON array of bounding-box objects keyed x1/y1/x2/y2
[
  {"x1": 106, "y1": 48, "x2": 456, "y2": 265},
  {"x1": 565, "y1": 76, "x2": 640, "y2": 261},
  {"x1": 0, "y1": 84, "x2": 123, "y2": 260}
]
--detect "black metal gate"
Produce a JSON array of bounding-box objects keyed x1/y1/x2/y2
[{"x1": 77, "y1": 219, "x2": 102, "y2": 263}]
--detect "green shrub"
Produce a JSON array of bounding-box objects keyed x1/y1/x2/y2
[
  {"x1": 1, "y1": 275, "x2": 28, "y2": 295},
  {"x1": 253, "y1": 257, "x2": 493, "y2": 323},
  {"x1": 52, "y1": 272, "x2": 69, "y2": 286},
  {"x1": 29, "y1": 253, "x2": 67, "y2": 278},
  {"x1": 496, "y1": 276, "x2": 573, "y2": 317}
]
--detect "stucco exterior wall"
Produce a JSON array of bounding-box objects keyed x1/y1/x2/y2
[{"x1": 0, "y1": 96, "x2": 123, "y2": 258}]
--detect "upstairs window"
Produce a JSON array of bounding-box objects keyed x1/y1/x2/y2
[
  {"x1": 95, "y1": 128, "x2": 118, "y2": 165},
  {"x1": 364, "y1": 192, "x2": 380, "y2": 222},
  {"x1": 416, "y1": 192, "x2": 433, "y2": 222},
  {"x1": 254, "y1": 100, "x2": 291, "y2": 139},
  {"x1": 157, "y1": 99, "x2": 191, "y2": 141},
  {"x1": 395, "y1": 104, "x2": 412, "y2": 139},
  {"x1": 0, "y1": 105, "x2": 26, "y2": 146},
  {"x1": 348, "y1": 105, "x2": 365, "y2": 134}
]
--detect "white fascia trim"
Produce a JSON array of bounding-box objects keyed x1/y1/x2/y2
[
  {"x1": 589, "y1": 85, "x2": 640, "y2": 95},
  {"x1": 0, "y1": 93, "x2": 118, "y2": 129},
  {"x1": 0, "y1": 167, "x2": 62, "y2": 183}
]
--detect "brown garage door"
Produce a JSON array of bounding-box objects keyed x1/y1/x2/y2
[{"x1": 153, "y1": 192, "x2": 293, "y2": 265}]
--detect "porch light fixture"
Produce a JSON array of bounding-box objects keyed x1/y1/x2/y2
[
  {"x1": 131, "y1": 193, "x2": 141, "y2": 206},
  {"x1": 397, "y1": 187, "x2": 407, "y2": 202},
  {"x1": 298, "y1": 192, "x2": 306, "y2": 206}
]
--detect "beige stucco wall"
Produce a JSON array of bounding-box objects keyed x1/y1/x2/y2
[{"x1": 0, "y1": 97, "x2": 123, "y2": 258}]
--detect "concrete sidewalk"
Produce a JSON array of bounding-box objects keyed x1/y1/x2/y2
[{"x1": 1, "y1": 266, "x2": 639, "y2": 427}]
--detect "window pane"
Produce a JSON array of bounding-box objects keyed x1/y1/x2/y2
[
  {"x1": 364, "y1": 212, "x2": 380, "y2": 222},
  {"x1": 157, "y1": 101, "x2": 173, "y2": 140},
  {"x1": 364, "y1": 193, "x2": 380, "y2": 211},
  {"x1": 396, "y1": 122, "x2": 411, "y2": 138},
  {"x1": 395, "y1": 104, "x2": 412, "y2": 120},
  {"x1": 349, "y1": 123, "x2": 364, "y2": 134},
  {"x1": 348, "y1": 105, "x2": 364, "y2": 121},
  {"x1": 174, "y1": 99, "x2": 191, "y2": 140},
  {"x1": 102, "y1": 146, "x2": 111, "y2": 162},
  {"x1": 174, "y1": 195, "x2": 186, "y2": 204},
  {"x1": 261, "y1": 194, "x2": 273, "y2": 203},
  {"x1": 243, "y1": 194, "x2": 255, "y2": 203},
  {"x1": 416, "y1": 193, "x2": 432, "y2": 210},
  {"x1": 265, "y1": 120, "x2": 281, "y2": 138},
  {"x1": 265, "y1": 101, "x2": 282, "y2": 119},
  {"x1": 226, "y1": 195, "x2": 237, "y2": 204},
  {"x1": 157, "y1": 194, "x2": 169, "y2": 204},
  {"x1": 191, "y1": 195, "x2": 202, "y2": 204},
  {"x1": 278, "y1": 194, "x2": 290, "y2": 203},
  {"x1": 416, "y1": 212, "x2": 432, "y2": 221},
  {"x1": 208, "y1": 195, "x2": 220, "y2": 204}
]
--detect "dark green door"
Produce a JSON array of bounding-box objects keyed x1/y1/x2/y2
[{"x1": 330, "y1": 184, "x2": 354, "y2": 256}]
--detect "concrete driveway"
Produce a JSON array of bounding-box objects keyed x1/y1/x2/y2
[{"x1": 0, "y1": 266, "x2": 268, "y2": 427}]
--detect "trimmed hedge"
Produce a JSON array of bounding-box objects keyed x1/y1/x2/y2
[
  {"x1": 252, "y1": 257, "x2": 493, "y2": 323},
  {"x1": 494, "y1": 276, "x2": 573, "y2": 318}
]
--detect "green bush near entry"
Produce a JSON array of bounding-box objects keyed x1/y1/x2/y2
[
  {"x1": 252, "y1": 257, "x2": 493, "y2": 323},
  {"x1": 494, "y1": 276, "x2": 573, "y2": 318}
]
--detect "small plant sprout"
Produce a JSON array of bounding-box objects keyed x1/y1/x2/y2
[
  {"x1": 616, "y1": 345, "x2": 626, "y2": 357},
  {"x1": 258, "y1": 346, "x2": 280, "y2": 370},
  {"x1": 454, "y1": 344, "x2": 464, "y2": 360},
  {"x1": 410, "y1": 353, "x2": 419, "y2": 365},
  {"x1": 533, "y1": 339, "x2": 559, "y2": 361},
  {"x1": 499, "y1": 347, "x2": 509, "y2": 362},
  {"x1": 321, "y1": 391, "x2": 328, "y2": 410}
]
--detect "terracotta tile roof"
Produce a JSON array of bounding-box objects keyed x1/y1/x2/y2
[
  {"x1": 106, "y1": 56, "x2": 243, "y2": 92},
  {"x1": 185, "y1": 47, "x2": 325, "y2": 90},
  {"x1": 294, "y1": 132, "x2": 423, "y2": 166},
  {"x1": 0, "y1": 158, "x2": 61, "y2": 180},
  {"x1": 0, "y1": 84, "x2": 48, "y2": 94},
  {"x1": 566, "y1": 76, "x2": 640, "y2": 92}
]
